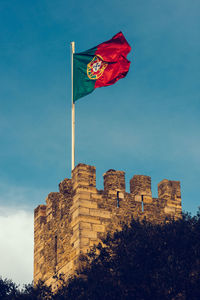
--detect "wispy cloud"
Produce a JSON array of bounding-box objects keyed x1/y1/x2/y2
[{"x1": 0, "y1": 206, "x2": 33, "y2": 286}]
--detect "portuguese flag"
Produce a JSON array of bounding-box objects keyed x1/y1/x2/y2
[{"x1": 73, "y1": 32, "x2": 131, "y2": 102}]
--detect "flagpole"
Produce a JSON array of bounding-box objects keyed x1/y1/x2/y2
[{"x1": 71, "y1": 41, "x2": 75, "y2": 171}]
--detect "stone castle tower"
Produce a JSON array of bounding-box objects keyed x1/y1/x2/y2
[{"x1": 34, "y1": 163, "x2": 182, "y2": 287}]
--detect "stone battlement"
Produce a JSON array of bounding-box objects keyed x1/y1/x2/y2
[{"x1": 34, "y1": 163, "x2": 182, "y2": 287}]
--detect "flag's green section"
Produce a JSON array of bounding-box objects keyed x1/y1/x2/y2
[{"x1": 73, "y1": 48, "x2": 96, "y2": 102}]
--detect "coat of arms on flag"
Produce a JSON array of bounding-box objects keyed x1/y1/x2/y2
[{"x1": 87, "y1": 55, "x2": 108, "y2": 80}]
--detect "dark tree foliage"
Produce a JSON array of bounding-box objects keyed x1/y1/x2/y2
[
  {"x1": 61, "y1": 211, "x2": 200, "y2": 300},
  {"x1": 0, "y1": 279, "x2": 52, "y2": 300},
  {"x1": 0, "y1": 277, "x2": 20, "y2": 299},
  {"x1": 20, "y1": 281, "x2": 52, "y2": 300},
  {"x1": 1, "y1": 211, "x2": 200, "y2": 299}
]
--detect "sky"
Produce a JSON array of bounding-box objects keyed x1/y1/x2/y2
[{"x1": 0, "y1": 0, "x2": 200, "y2": 286}]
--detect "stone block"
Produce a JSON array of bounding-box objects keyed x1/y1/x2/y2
[
  {"x1": 118, "y1": 192, "x2": 124, "y2": 199},
  {"x1": 89, "y1": 209, "x2": 111, "y2": 219},
  {"x1": 143, "y1": 196, "x2": 152, "y2": 204},
  {"x1": 91, "y1": 193, "x2": 103, "y2": 200},
  {"x1": 73, "y1": 223, "x2": 79, "y2": 232},
  {"x1": 79, "y1": 222, "x2": 92, "y2": 230},
  {"x1": 71, "y1": 208, "x2": 79, "y2": 219},
  {"x1": 72, "y1": 198, "x2": 98, "y2": 209},
  {"x1": 164, "y1": 207, "x2": 176, "y2": 214},
  {"x1": 80, "y1": 237, "x2": 90, "y2": 246},
  {"x1": 70, "y1": 230, "x2": 79, "y2": 245},
  {"x1": 73, "y1": 192, "x2": 90, "y2": 202},
  {"x1": 71, "y1": 215, "x2": 101, "y2": 228},
  {"x1": 135, "y1": 195, "x2": 142, "y2": 202},
  {"x1": 80, "y1": 199, "x2": 98, "y2": 208},
  {"x1": 79, "y1": 207, "x2": 90, "y2": 215},
  {"x1": 80, "y1": 229, "x2": 97, "y2": 239},
  {"x1": 73, "y1": 181, "x2": 91, "y2": 190},
  {"x1": 75, "y1": 186, "x2": 97, "y2": 194},
  {"x1": 92, "y1": 224, "x2": 105, "y2": 232},
  {"x1": 71, "y1": 207, "x2": 90, "y2": 220},
  {"x1": 73, "y1": 239, "x2": 80, "y2": 249},
  {"x1": 89, "y1": 239, "x2": 100, "y2": 248}
]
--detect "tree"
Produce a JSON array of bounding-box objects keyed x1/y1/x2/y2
[
  {"x1": 0, "y1": 277, "x2": 20, "y2": 300},
  {"x1": 61, "y1": 211, "x2": 200, "y2": 300}
]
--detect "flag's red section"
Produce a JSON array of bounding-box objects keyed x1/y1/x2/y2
[{"x1": 94, "y1": 32, "x2": 131, "y2": 88}]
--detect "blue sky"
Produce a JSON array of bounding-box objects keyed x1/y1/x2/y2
[{"x1": 0, "y1": 0, "x2": 200, "y2": 284}]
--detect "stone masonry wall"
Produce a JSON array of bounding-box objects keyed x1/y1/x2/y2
[{"x1": 34, "y1": 163, "x2": 182, "y2": 288}]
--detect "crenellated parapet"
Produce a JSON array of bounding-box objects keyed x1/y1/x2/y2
[
  {"x1": 103, "y1": 169, "x2": 126, "y2": 192},
  {"x1": 34, "y1": 163, "x2": 182, "y2": 288},
  {"x1": 130, "y1": 175, "x2": 152, "y2": 196}
]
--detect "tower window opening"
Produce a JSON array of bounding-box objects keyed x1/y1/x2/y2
[
  {"x1": 141, "y1": 195, "x2": 144, "y2": 212},
  {"x1": 117, "y1": 191, "x2": 120, "y2": 208},
  {"x1": 55, "y1": 235, "x2": 58, "y2": 267}
]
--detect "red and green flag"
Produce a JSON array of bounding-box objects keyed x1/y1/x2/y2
[{"x1": 73, "y1": 32, "x2": 131, "y2": 102}]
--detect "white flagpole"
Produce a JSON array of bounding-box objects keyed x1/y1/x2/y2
[{"x1": 71, "y1": 41, "x2": 75, "y2": 171}]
